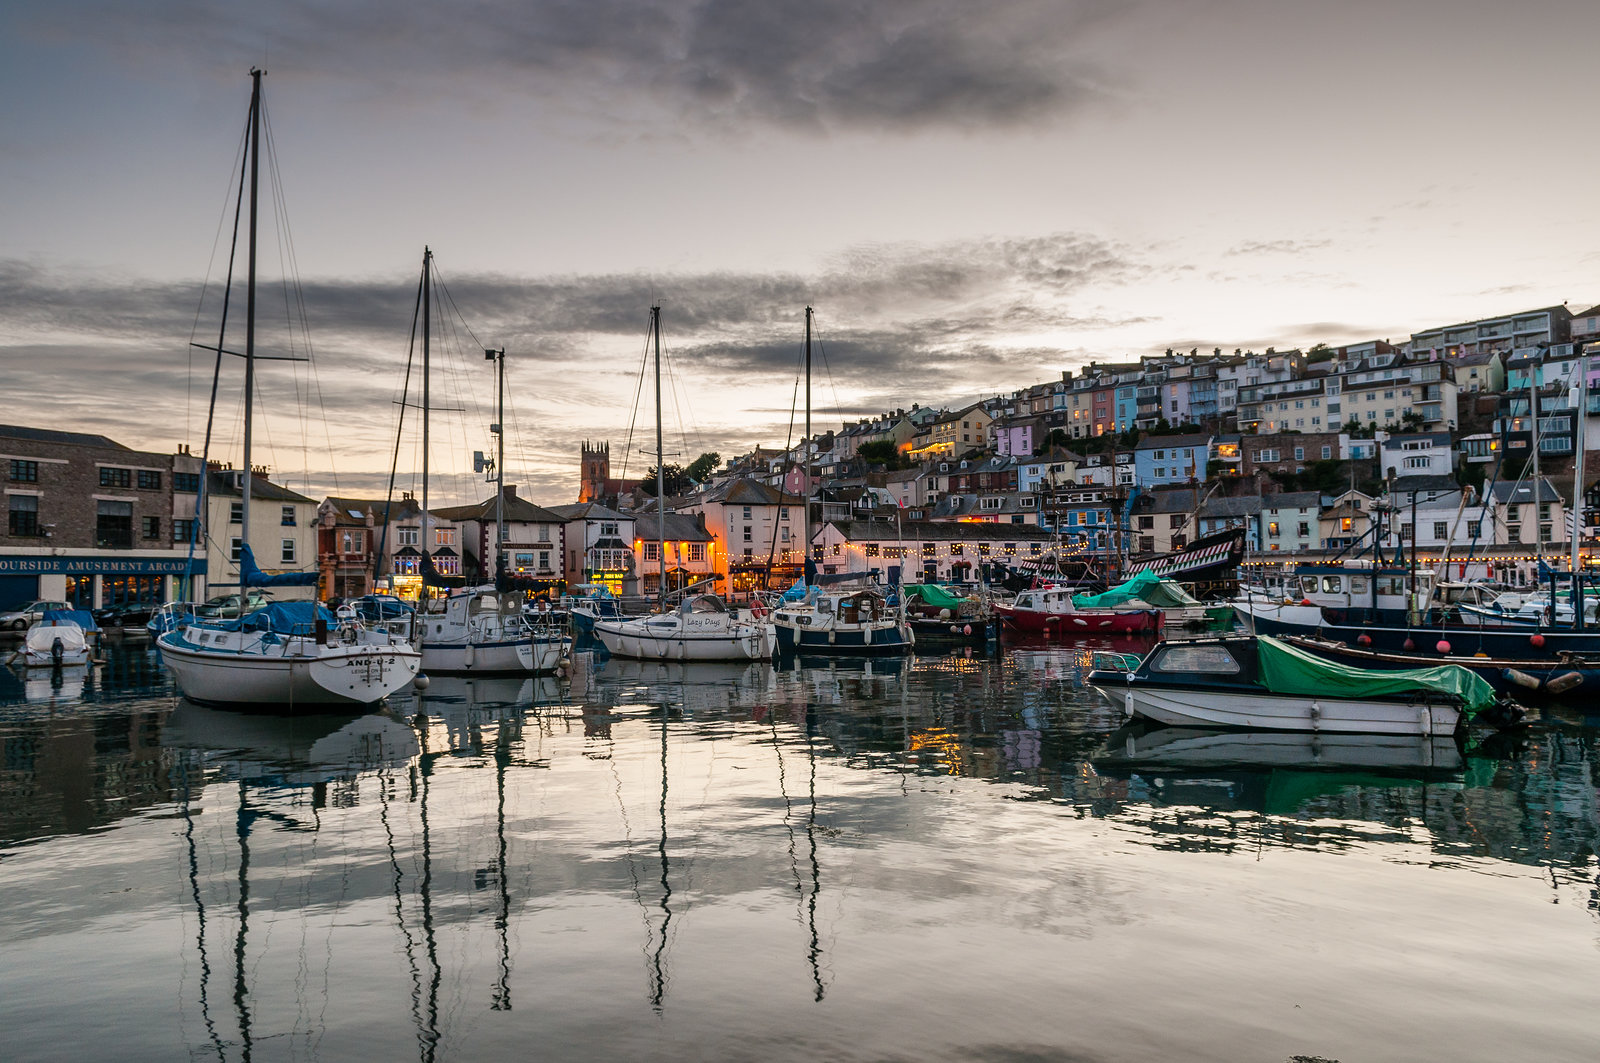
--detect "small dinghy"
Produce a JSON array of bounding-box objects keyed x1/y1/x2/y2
[
  {"x1": 1087, "y1": 635, "x2": 1519, "y2": 736},
  {"x1": 13, "y1": 612, "x2": 95, "y2": 667}
]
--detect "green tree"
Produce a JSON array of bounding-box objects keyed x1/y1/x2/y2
[
  {"x1": 685, "y1": 451, "x2": 721, "y2": 483},
  {"x1": 639, "y1": 463, "x2": 688, "y2": 496}
]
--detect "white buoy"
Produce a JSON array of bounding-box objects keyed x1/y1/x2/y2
[{"x1": 413, "y1": 673, "x2": 431, "y2": 690}]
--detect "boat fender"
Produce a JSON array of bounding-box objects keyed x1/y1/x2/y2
[
  {"x1": 1503, "y1": 668, "x2": 1541, "y2": 691},
  {"x1": 963, "y1": 624, "x2": 972, "y2": 636},
  {"x1": 1545, "y1": 671, "x2": 1583, "y2": 696},
  {"x1": 1530, "y1": 633, "x2": 1546, "y2": 648},
  {"x1": 1357, "y1": 634, "x2": 1372, "y2": 646},
  {"x1": 1436, "y1": 640, "x2": 1451, "y2": 654},
  {"x1": 465, "y1": 642, "x2": 475, "y2": 668},
  {"x1": 1403, "y1": 638, "x2": 1415, "y2": 651},
  {"x1": 413, "y1": 673, "x2": 431, "y2": 690},
  {"x1": 939, "y1": 608, "x2": 951, "y2": 620}
]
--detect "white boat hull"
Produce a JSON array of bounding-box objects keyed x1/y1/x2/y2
[
  {"x1": 593, "y1": 620, "x2": 774, "y2": 661},
  {"x1": 420, "y1": 636, "x2": 568, "y2": 674},
  {"x1": 1092, "y1": 682, "x2": 1462, "y2": 736},
  {"x1": 159, "y1": 628, "x2": 421, "y2": 707}
]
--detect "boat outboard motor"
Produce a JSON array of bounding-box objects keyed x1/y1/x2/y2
[{"x1": 51, "y1": 636, "x2": 65, "y2": 665}]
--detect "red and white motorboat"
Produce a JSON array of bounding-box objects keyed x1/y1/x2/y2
[{"x1": 992, "y1": 586, "x2": 1163, "y2": 635}]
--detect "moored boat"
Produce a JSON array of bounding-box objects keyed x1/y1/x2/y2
[
  {"x1": 771, "y1": 583, "x2": 914, "y2": 656},
  {"x1": 1086, "y1": 634, "x2": 1518, "y2": 735},
  {"x1": 1281, "y1": 634, "x2": 1600, "y2": 702},
  {"x1": 993, "y1": 585, "x2": 1162, "y2": 636},
  {"x1": 13, "y1": 614, "x2": 94, "y2": 667},
  {"x1": 593, "y1": 594, "x2": 773, "y2": 661}
]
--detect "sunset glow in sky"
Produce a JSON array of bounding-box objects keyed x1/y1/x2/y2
[{"x1": 5, "y1": 1, "x2": 1599, "y2": 504}]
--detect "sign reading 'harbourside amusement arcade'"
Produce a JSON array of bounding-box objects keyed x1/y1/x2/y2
[{"x1": 0, "y1": 556, "x2": 207, "y2": 576}]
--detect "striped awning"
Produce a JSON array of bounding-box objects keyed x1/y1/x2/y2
[{"x1": 1126, "y1": 531, "x2": 1243, "y2": 578}]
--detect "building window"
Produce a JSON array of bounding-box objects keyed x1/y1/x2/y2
[
  {"x1": 173, "y1": 518, "x2": 197, "y2": 544},
  {"x1": 686, "y1": 543, "x2": 706, "y2": 563},
  {"x1": 742, "y1": 506, "x2": 752, "y2": 520},
  {"x1": 8, "y1": 494, "x2": 39, "y2": 536},
  {"x1": 435, "y1": 529, "x2": 453, "y2": 547},
  {"x1": 230, "y1": 501, "x2": 243, "y2": 524},
  {"x1": 281, "y1": 505, "x2": 296, "y2": 526},
  {"x1": 96, "y1": 499, "x2": 133, "y2": 549},
  {"x1": 644, "y1": 542, "x2": 660, "y2": 561},
  {"x1": 230, "y1": 537, "x2": 242, "y2": 562},
  {"x1": 9, "y1": 460, "x2": 38, "y2": 483},
  {"x1": 1340, "y1": 516, "x2": 1353, "y2": 533},
  {"x1": 342, "y1": 530, "x2": 364, "y2": 554},
  {"x1": 1297, "y1": 522, "x2": 1309, "y2": 537},
  {"x1": 1433, "y1": 521, "x2": 1449, "y2": 540},
  {"x1": 1138, "y1": 515, "x2": 1154, "y2": 530},
  {"x1": 173, "y1": 471, "x2": 201, "y2": 493},
  {"x1": 1267, "y1": 521, "x2": 1280, "y2": 536},
  {"x1": 137, "y1": 470, "x2": 162, "y2": 490},
  {"x1": 281, "y1": 538, "x2": 297, "y2": 564},
  {"x1": 398, "y1": 527, "x2": 419, "y2": 546},
  {"x1": 1139, "y1": 536, "x2": 1155, "y2": 552},
  {"x1": 99, "y1": 467, "x2": 131, "y2": 488},
  {"x1": 141, "y1": 515, "x2": 161, "y2": 540},
  {"x1": 1169, "y1": 514, "x2": 1185, "y2": 529},
  {"x1": 1467, "y1": 520, "x2": 1481, "y2": 538},
  {"x1": 743, "y1": 525, "x2": 753, "y2": 542},
  {"x1": 1321, "y1": 446, "x2": 1332, "y2": 459}
]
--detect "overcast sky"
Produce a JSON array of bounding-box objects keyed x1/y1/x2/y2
[{"x1": 5, "y1": 0, "x2": 1599, "y2": 505}]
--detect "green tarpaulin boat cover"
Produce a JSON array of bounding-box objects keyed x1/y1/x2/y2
[
  {"x1": 904, "y1": 584, "x2": 970, "y2": 609},
  {"x1": 1255, "y1": 636, "x2": 1497, "y2": 718},
  {"x1": 1073, "y1": 570, "x2": 1200, "y2": 609}
]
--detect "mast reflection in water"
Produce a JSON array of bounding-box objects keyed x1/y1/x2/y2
[{"x1": 0, "y1": 639, "x2": 1598, "y2": 1062}]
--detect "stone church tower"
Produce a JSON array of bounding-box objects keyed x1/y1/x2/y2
[{"x1": 579, "y1": 440, "x2": 610, "y2": 503}]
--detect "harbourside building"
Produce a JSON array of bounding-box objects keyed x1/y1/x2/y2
[
  {"x1": 0, "y1": 425, "x2": 207, "y2": 612},
  {"x1": 203, "y1": 467, "x2": 320, "y2": 598},
  {"x1": 545, "y1": 501, "x2": 636, "y2": 594},
  {"x1": 431, "y1": 485, "x2": 568, "y2": 593},
  {"x1": 813, "y1": 519, "x2": 1056, "y2": 585}
]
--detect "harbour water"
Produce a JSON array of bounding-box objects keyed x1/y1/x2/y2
[{"x1": 2, "y1": 638, "x2": 1598, "y2": 1062}]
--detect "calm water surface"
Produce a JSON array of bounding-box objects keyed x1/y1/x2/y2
[{"x1": 2, "y1": 637, "x2": 1598, "y2": 1062}]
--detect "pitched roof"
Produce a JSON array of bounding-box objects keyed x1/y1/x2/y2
[
  {"x1": 430, "y1": 491, "x2": 567, "y2": 524},
  {"x1": 206, "y1": 470, "x2": 317, "y2": 504},
  {"x1": 544, "y1": 501, "x2": 632, "y2": 522},
  {"x1": 322, "y1": 495, "x2": 424, "y2": 524},
  {"x1": 1489, "y1": 478, "x2": 1564, "y2": 505},
  {"x1": 0, "y1": 424, "x2": 130, "y2": 450},
  {"x1": 1388, "y1": 474, "x2": 1462, "y2": 496},
  {"x1": 634, "y1": 513, "x2": 713, "y2": 543},
  {"x1": 1199, "y1": 495, "x2": 1262, "y2": 518},
  {"x1": 701, "y1": 478, "x2": 789, "y2": 505}
]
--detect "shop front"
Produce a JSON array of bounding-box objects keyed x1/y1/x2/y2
[{"x1": 0, "y1": 554, "x2": 207, "y2": 611}]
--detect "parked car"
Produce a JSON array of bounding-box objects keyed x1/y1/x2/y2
[
  {"x1": 0, "y1": 600, "x2": 72, "y2": 631},
  {"x1": 195, "y1": 591, "x2": 274, "y2": 619},
  {"x1": 93, "y1": 601, "x2": 159, "y2": 629}
]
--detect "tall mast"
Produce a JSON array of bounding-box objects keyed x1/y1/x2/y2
[
  {"x1": 422, "y1": 248, "x2": 432, "y2": 588},
  {"x1": 653, "y1": 306, "x2": 665, "y2": 611},
  {"x1": 1572, "y1": 350, "x2": 1588, "y2": 628},
  {"x1": 1530, "y1": 358, "x2": 1543, "y2": 574},
  {"x1": 240, "y1": 68, "x2": 262, "y2": 576},
  {"x1": 493, "y1": 347, "x2": 506, "y2": 578},
  {"x1": 802, "y1": 307, "x2": 812, "y2": 583}
]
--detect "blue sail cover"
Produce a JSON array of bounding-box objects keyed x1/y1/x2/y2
[
  {"x1": 240, "y1": 601, "x2": 336, "y2": 634},
  {"x1": 239, "y1": 543, "x2": 320, "y2": 588},
  {"x1": 43, "y1": 609, "x2": 99, "y2": 632}
]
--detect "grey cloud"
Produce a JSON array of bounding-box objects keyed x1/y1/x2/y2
[
  {"x1": 21, "y1": 0, "x2": 1128, "y2": 132},
  {"x1": 1225, "y1": 238, "x2": 1334, "y2": 257},
  {"x1": 0, "y1": 229, "x2": 1139, "y2": 502}
]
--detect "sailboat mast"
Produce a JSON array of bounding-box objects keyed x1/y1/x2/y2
[
  {"x1": 1572, "y1": 352, "x2": 1588, "y2": 628},
  {"x1": 802, "y1": 307, "x2": 812, "y2": 583},
  {"x1": 422, "y1": 248, "x2": 432, "y2": 590},
  {"x1": 653, "y1": 306, "x2": 665, "y2": 611},
  {"x1": 1530, "y1": 360, "x2": 1543, "y2": 574},
  {"x1": 240, "y1": 68, "x2": 261, "y2": 574},
  {"x1": 494, "y1": 347, "x2": 505, "y2": 577}
]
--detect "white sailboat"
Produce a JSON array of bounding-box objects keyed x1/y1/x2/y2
[
  {"x1": 158, "y1": 70, "x2": 421, "y2": 708},
  {"x1": 591, "y1": 306, "x2": 774, "y2": 661},
  {"x1": 404, "y1": 249, "x2": 570, "y2": 675}
]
